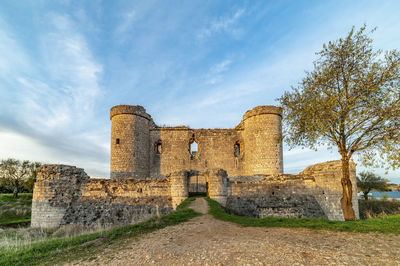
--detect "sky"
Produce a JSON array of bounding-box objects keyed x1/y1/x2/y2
[{"x1": 0, "y1": 0, "x2": 399, "y2": 183}]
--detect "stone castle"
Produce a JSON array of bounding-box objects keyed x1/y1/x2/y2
[{"x1": 31, "y1": 105, "x2": 359, "y2": 228}]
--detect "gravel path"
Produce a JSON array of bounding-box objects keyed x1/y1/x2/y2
[{"x1": 70, "y1": 198, "x2": 400, "y2": 265}]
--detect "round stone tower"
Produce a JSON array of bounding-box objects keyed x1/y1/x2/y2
[
  {"x1": 243, "y1": 105, "x2": 283, "y2": 176},
  {"x1": 110, "y1": 105, "x2": 151, "y2": 179}
]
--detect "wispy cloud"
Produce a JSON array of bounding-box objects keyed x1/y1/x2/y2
[
  {"x1": 205, "y1": 59, "x2": 232, "y2": 84},
  {"x1": 115, "y1": 9, "x2": 136, "y2": 38},
  {"x1": 198, "y1": 8, "x2": 245, "y2": 39},
  {"x1": 0, "y1": 13, "x2": 107, "y2": 176},
  {"x1": 0, "y1": 20, "x2": 32, "y2": 77}
]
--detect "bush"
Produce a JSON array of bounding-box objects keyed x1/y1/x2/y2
[
  {"x1": 358, "y1": 199, "x2": 400, "y2": 219},
  {"x1": 0, "y1": 193, "x2": 32, "y2": 225}
]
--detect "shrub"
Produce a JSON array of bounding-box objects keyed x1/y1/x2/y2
[{"x1": 358, "y1": 199, "x2": 400, "y2": 219}]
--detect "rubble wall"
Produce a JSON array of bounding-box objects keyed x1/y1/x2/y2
[
  {"x1": 149, "y1": 128, "x2": 244, "y2": 178},
  {"x1": 223, "y1": 160, "x2": 358, "y2": 221},
  {"x1": 225, "y1": 175, "x2": 327, "y2": 219},
  {"x1": 32, "y1": 165, "x2": 174, "y2": 228}
]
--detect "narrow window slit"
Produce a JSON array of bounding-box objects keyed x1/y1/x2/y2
[
  {"x1": 234, "y1": 141, "x2": 241, "y2": 157},
  {"x1": 189, "y1": 136, "x2": 198, "y2": 159}
]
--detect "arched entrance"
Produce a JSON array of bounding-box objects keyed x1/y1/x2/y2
[{"x1": 187, "y1": 170, "x2": 208, "y2": 197}]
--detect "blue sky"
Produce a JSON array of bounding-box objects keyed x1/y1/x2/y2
[{"x1": 0, "y1": 1, "x2": 399, "y2": 183}]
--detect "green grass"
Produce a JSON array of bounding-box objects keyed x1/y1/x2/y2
[
  {"x1": 206, "y1": 198, "x2": 400, "y2": 234},
  {"x1": 0, "y1": 193, "x2": 32, "y2": 226},
  {"x1": 0, "y1": 208, "x2": 200, "y2": 266}
]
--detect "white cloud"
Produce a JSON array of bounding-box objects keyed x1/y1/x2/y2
[
  {"x1": 210, "y1": 59, "x2": 232, "y2": 74},
  {"x1": 205, "y1": 59, "x2": 233, "y2": 85},
  {"x1": 116, "y1": 10, "x2": 136, "y2": 35},
  {"x1": 0, "y1": 13, "x2": 107, "y2": 177},
  {"x1": 0, "y1": 20, "x2": 32, "y2": 77},
  {"x1": 31, "y1": 13, "x2": 103, "y2": 128},
  {"x1": 198, "y1": 8, "x2": 245, "y2": 39}
]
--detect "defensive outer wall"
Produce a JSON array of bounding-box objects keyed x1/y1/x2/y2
[{"x1": 31, "y1": 105, "x2": 359, "y2": 228}]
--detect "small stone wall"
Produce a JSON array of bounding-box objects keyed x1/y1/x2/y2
[
  {"x1": 32, "y1": 165, "x2": 175, "y2": 228},
  {"x1": 225, "y1": 175, "x2": 327, "y2": 218},
  {"x1": 31, "y1": 165, "x2": 89, "y2": 228},
  {"x1": 216, "y1": 161, "x2": 359, "y2": 221}
]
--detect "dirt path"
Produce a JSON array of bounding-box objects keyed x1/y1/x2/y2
[
  {"x1": 188, "y1": 196, "x2": 209, "y2": 214},
  {"x1": 70, "y1": 198, "x2": 400, "y2": 265}
]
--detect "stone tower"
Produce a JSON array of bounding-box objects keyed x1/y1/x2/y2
[
  {"x1": 110, "y1": 105, "x2": 151, "y2": 179},
  {"x1": 242, "y1": 105, "x2": 283, "y2": 175}
]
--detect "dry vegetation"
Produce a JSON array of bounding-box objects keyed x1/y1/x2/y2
[
  {"x1": 0, "y1": 193, "x2": 31, "y2": 226},
  {"x1": 358, "y1": 199, "x2": 400, "y2": 219}
]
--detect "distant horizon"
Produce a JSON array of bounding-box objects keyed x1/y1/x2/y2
[{"x1": 0, "y1": 1, "x2": 399, "y2": 184}]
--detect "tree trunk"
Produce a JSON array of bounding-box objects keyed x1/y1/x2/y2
[
  {"x1": 340, "y1": 156, "x2": 356, "y2": 220},
  {"x1": 13, "y1": 186, "x2": 18, "y2": 198},
  {"x1": 363, "y1": 191, "x2": 368, "y2": 200}
]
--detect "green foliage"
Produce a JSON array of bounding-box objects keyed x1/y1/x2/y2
[
  {"x1": 278, "y1": 25, "x2": 400, "y2": 169},
  {"x1": 278, "y1": 25, "x2": 400, "y2": 220},
  {"x1": 359, "y1": 199, "x2": 400, "y2": 219},
  {"x1": 357, "y1": 171, "x2": 389, "y2": 200},
  {"x1": 206, "y1": 198, "x2": 400, "y2": 234},
  {"x1": 0, "y1": 208, "x2": 200, "y2": 265},
  {"x1": 0, "y1": 193, "x2": 32, "y2": 225},
  {"x1": 188, "y1": 192, "x2": 207, "y2": 197},
  {"x1": 0, "y1": 159, "x2": 41, "y2": 197}
]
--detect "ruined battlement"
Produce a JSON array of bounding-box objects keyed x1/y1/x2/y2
[
  {"x1": 110, "y1": 105, "x2": 152, "y2": 120},
  {"x1": 242, "y1": 105, "x2": 282, "y2": 120}
]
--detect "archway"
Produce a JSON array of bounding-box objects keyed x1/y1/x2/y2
[{"x1": 187, "y1": 171, "x2": 208, "y2": 197}]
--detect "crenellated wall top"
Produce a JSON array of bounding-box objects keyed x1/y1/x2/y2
[
  {"x1": 110, "y1": 105, "x2": 152, "y2": 120},
  {"x1": 242, "y1": 105, "x2": 282, "y2": 121}
]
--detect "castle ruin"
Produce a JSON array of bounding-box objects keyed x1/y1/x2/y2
[{"x1": 31, "y1": 105, "x2": 359, "y2": 228}]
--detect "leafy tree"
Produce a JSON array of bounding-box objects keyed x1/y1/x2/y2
[
  {"x1": 357, "y1": 171, "x2": 388, "y2": 200},
  {"x1": 0, "y1": 159, "x2": 40, "y2": 197},
  {"x1": 278, "y1": 25, "x2": 400, "y2": 220}
]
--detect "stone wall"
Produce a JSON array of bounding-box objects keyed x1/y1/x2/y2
[
  {"x1": 149, "y1": 128, "x2": 244, "y2": 178},
  {"x1": 32, "y1": 165, "x2": 174, "y2": 228},
  {"x1": 224, "y1": 175, "x2": 326, "y2": 219}
]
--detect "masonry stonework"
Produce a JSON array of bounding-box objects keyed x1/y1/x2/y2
[{"x1": 31, "y1": 105, "x2": 359, "y2": 228}]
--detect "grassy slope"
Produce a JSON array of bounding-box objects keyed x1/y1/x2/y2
[
  {"x1": 206, "y1": 198, "x2": 400, "y2": 234},
  {"x1": 0, "y1": 193, "x2": 32, "y2": 225},
  {"x1": 0, "y1": 198, "x2": 199, "y2": 266}
]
